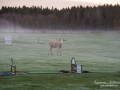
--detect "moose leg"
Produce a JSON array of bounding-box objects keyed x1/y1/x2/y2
[
  {"x1": 50, "y1": 47, "x2": 52, "y2": 55},
  {"x1": 57, "y1": 48, "x2": 59, "y2": 56},
  {"x1": 57, "y1": 48, "x2": 61, "y2": 56},
  {"x1": 57, "y1": 48, "x2": 60, "y2": 56},
  {"x1": 48, "y1": 47, "x2": 50, "y2": 55},
  {"x1": 60, "y1": 48, "x2": 61, "y2": 56}
]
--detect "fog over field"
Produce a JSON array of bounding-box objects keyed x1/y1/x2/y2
[{"x1": 0, "y1": 21, "x2": 118, "y2": 34}]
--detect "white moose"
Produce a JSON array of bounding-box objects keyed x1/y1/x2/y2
[{"x1": 48, "y1": 38, "x2": 67, "y2": 56}]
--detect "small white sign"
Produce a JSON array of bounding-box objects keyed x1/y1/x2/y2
[
  {"x1": 76, "y1": 65, "x2": 82, "y2": 73},
  {"x1": 5, "y1": 35, "x2": 12, "y2": 45}
]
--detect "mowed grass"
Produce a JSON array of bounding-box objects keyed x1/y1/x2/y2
[
  {"x1": 0, "y1": 74, "x2": 120, "y2": 90},
  {"x1": 0, "y1": 32, "x2": 120, "y2": 90}
]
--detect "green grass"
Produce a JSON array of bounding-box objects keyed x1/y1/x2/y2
[
  {"x1": 0, "y1": 74, "x2": 120, "y2": 90},
  {"x1": 0, "y1": 33, "x2": 120, "y2": 90}
]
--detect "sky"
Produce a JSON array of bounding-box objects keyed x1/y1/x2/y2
[{"x1": 0, "y1": 0, "x2": 120, "y2": 9}]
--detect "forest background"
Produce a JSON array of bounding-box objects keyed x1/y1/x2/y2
[{"x1": 0, "y1": 4, "x2": 120, "y2": 33}]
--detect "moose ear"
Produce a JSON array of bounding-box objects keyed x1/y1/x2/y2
[
  {"x1": 63, "y1": 39, "x2": 67, "y2": 41},
  {"x1": 59, "y1": 38, "x2": 61, "y2": 41}
]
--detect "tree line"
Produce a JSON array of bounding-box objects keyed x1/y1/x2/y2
[{"x1": 0, "y1": 4, "x2": 120, "y2": 32}]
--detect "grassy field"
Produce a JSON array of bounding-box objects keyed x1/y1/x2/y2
[{"x1": 0, "y1": 32, "x2": 120, "y2": 90}]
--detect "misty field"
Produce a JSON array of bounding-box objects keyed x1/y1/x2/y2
[{"x1": 0, "y1": 32, "x2": 120, "y2": 90}]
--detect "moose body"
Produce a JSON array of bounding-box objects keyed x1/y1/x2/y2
[{"x1": 48, "y1": 38, "x2": 66, "y2": 56}]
